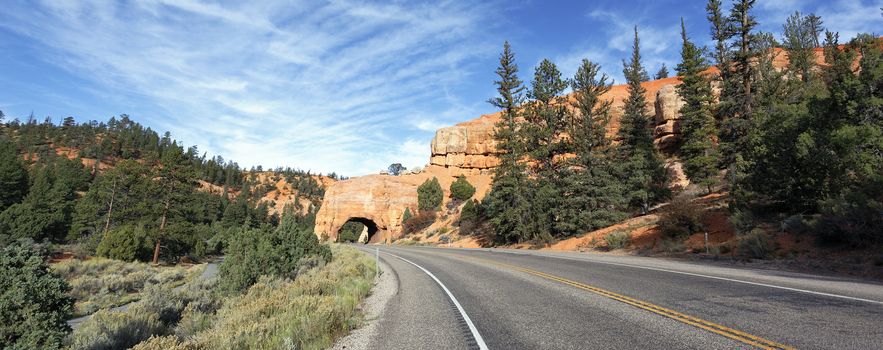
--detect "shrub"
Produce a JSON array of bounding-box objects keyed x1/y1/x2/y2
[
  {"x1": 219, "y1": 212, "x2": 331, "y2": 294},
  {"x1": 449, "y1": 175, "x2": 476, "y2": 201},
  {"x1": 403, "y1": 211, "x2": 436, "y2": 234},
  {"x1": 739, "y1": 229, "x2": 775, "y2": 259},
  {"x1": 70, "y1": 308, "x2": 164, "y2": 350},
  {"x1": 459, "y1": 199, "x2": 479, "y2": 223},
  {"x1": 729, "y1": 208, "x2": 756, "y2": 235},
  {"x1": 194, "y1": 245, "x2": 375, "y2": 350},
  {"x1": 96, "y1": 224, "x2": 153, "y2": 262},
  {"x1": 0, "y1": 241, "x2": 74, "y2": 350},
  {"x1": 401, "y1": 207, "x2": 412, "y2": 224},
  {"x1": 605, "y1": 231, "x2": 631, "y2": 249},
  {"x1": 814, "y1": 187, "x2": 883, "y2": 247},
  {"x1": 52, "y1": 258, "x2": 202, "y2": 317},
  {"x1": 417, "y1": 177, "x2": 443, "y2": 211},
  {"x1": 657, "y1": 238, "x2": 685, "y2": 253},
  {"x1": 657, "y1": 195, "x2": 703, "y2": 238}
]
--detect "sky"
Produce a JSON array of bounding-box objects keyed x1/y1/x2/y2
[{"x1": 0, "y1": 0, "x2": 880, "y2": 176}]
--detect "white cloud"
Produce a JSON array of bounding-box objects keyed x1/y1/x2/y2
[{"x1": 0, "y1": 0, "x2": 494, "y2": 176}]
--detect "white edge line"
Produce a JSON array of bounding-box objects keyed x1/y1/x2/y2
[
  {"x1": 382, "y1": 250, "x2": 489, "y2": 350},
  {"x1": 498, "y1": 250, "x2": 883, "y2": 306}
]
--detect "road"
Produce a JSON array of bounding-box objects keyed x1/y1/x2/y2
[{"x1": 352, "y1": 245, "x2": 883, "y2": 350}]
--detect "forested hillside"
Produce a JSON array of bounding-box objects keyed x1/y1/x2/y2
[
  {"x1": 0, "y1": 113, "x2": 331, "y2": 263},
  {"x1": 466, "y1": 5, "x2": 882, "y2": 251}
]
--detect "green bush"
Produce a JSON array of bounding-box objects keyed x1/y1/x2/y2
[
  {"x1": 401, "y1": 207, "x2": 412, "y2": 224},
  {"x1": 0, "y1": 241, "x2": 74, "y2": 350},
  {"x1": 219, "y1": 212, "x2": 331, "y2": 294},
  {"x1": 605, "y1": 231, "x2": 631, "y2": 249},
  {"x1": 657, "y1": 195, "x2": 703, "y2": 238},
  {"x1": 449, "y1": 175, "x2": 476, "y2": 201},
  {"x1": 657, "y1": 238, "x2": 685, "y2": 253},
  {"x1": 96, "y1": 224, "x2": 153, "y2": 262},
  {"x1": 459, "y1": 199, "x2": 479, "y2": 223},
  {"x1": 739, "y1": 229, "x2": 775, "y2": 259},
  {"x1": 814, "y1": 186, "x2": 883, "y2": 247},
  {"x1": 417, "y1": 177, "x2": 443, "y2": 211}
]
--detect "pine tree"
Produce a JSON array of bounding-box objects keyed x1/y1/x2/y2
[
  {"x1": 718, "y1": 0, "x2": 758, "y2": 170},
  {"x1": 616, "y1": 26, "x2": 669, "y2": 214},
  {"x1": 0, "y1": 165, "x2": 75, "y2": 243},
  {"x1": 0, "y1": 139, "x2": 28, "y2": 211},
  {"x1": 675, "y1": 19, "x2": 719, "y2": 193},
  {"x1": 556, "y1": 59, "x2": 628, "y2": 235},
  {"x1": 782, "y1": 11, "x2": 821, "y2": 85},
  {"x1": 655, "y1": 64, "x2": 670, "y2": 80},
  {"x1": 484, "y1": 41, "x2": 532, "y2": 243},
  {"x1": 151, "y1": 146, "x2": 196, "y2": 264}
]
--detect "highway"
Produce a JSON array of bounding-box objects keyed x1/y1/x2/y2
[{"x1": 352, "y1": 245, "x2": 883, "y2": 349}]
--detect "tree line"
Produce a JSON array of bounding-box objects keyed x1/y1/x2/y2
[
  {"x1": 478, "y1": 1, "x2": 881, "y2": 246},
  {"x1": 0, "y1": 114, "x2": 330, "y2": 262}
]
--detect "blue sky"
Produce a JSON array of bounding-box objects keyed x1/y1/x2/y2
[{"x1": 0, "y1": 0, "x2": 879, "y2": 176}]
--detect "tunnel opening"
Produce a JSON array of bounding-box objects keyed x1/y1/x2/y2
[{"x1": 337, "y1": 217, "x2": 378, "y2": 243}]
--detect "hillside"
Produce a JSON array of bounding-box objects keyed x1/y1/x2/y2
[{"x1": 0, "y1": 114, "x2": 334, "y2": 263}]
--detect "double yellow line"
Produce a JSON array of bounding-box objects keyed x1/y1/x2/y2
[{"x1": 460, "y1": 254, "x2": 795, "y2": 350}]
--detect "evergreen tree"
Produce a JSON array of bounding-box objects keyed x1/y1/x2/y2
[
  {"x1": 718, "y1": 0, "x2": 759, "y2": 169},
  {"x1": 0, "y1": 139, "x2": 27, "y2": 211},
  {"x1": 616, "y1": 26, "x2": 669, "y2": 214},
  {"x1": 417, "y1": 177, "x2": 443, "y2": 212},
  {"x1": 0, "y1": 241, "x2": 74, "y2": 350},
  {"x1": 150, "y1": 146, "x2": 196, "y2": 264},
  {"x1": 556, "y1": 59, "x2": 628, "y2": 235},
  {"x1": 0, "y1": 164, "x2": 76, "y2": 243},
  {"x1": 449, "y1": 175, "x2": 476, "y2": 201},
  {"x1": 782, "y1": 11, "x2": 821, "y2": 84},
  {"x1": 401, "y1": 207, "x2": 412, "y2": 224},
  {"x1": 483, "y1": 41, "x2": 533, "y2": 243},
  {"x1": 655, "y1": 63, "x2": 670, "y2": 80},
  {"x1": 675, "y1": 19, "x2": 719, "y2": 193}
]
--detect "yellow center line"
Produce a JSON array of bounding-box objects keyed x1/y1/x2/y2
[{"x1": 452, "y1": 253, "x2": 796, "y2": 350}]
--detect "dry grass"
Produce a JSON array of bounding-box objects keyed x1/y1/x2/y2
[
  {"x1": 72, "y1": 245, "x2": 376, "y2": 350},
  {"x1": 51, "y1": 258, "x2": 204, "y2": 317}
]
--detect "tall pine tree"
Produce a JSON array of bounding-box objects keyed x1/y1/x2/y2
[
  {"x1": 675, "y1": 18, "x2": 719, "y2": 193},
  {"x1": 483, "y1": 42, "x2": 532, "y2": 243},
  {"x1": 616, "y1": 27, "x2": 669, "y2": 214},
  {"x1": 556, "y1": 59, "x2": 627, "y2": 235}
]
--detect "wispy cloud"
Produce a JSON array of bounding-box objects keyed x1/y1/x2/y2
[
  {"x1": 0, "y1": 0, "x2": 495, "y2": 175},
  {"x1": 553, "y1": 9, "x2": 681, "y2": 84}
]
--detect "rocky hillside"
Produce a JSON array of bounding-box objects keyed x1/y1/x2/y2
[{"x1": 315, "y1": 45, "x2": 834, "y2": 243}]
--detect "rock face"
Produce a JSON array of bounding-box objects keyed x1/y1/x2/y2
[
  {"x1": 316, "y1": 77, "x2": 691, "y2": 242},
  {"x1": 314, "y1": 165, "x2": 494, "y2": 242},
  {"x1": 430, "y1": 114, "x2": 500, "y2": 175},
  {"x1": 653, "y1": 84, "x2": 685, "y2": 152},
  {"x1": 314, "y1": 175, "x2": 418, "y2": 243}
]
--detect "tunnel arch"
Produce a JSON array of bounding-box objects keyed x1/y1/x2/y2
[{"x1": 337, "y1": 217, "x2": 379, "y2": 243}]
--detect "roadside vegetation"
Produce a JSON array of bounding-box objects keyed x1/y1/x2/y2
[
  {"x1": 68, "y1": 245, "x2": 374, "y2": 350},
  {"x1": 51, "y1": 258, "x2": 205, "y2": 317}
]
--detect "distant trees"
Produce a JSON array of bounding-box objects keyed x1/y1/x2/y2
[
  {"x1": 0, "y1": 139, "x2": 27, "y2": 212},
  {"x1": 417, "y1": 177, "x2": 443, "y2": 211},
  {"x1": 387, "y1": 163, "x2": 406, "y2": 176},
  {"x1": 654, "y1": 64, "x2": 670, "y2": 80},
  {"x1": 0, "y1": 241, "x2": 74, "y2": 350}
]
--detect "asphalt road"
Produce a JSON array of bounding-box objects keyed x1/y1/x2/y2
[{"x1": 352, "y1": 245, "x2": 883, "y2": 350}]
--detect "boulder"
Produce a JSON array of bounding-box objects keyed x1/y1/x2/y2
[{"x1": 654, "y1": 84, "x2": 685, "y2": 124}]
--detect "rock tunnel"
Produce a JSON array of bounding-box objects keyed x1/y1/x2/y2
[{"x1": 337, "y1": 217, "x2": 379, "y2": 243}]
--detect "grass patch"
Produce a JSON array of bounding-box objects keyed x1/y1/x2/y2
[{"x1": 51, "y1": 258, "x2": 204, "y2": 317}]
